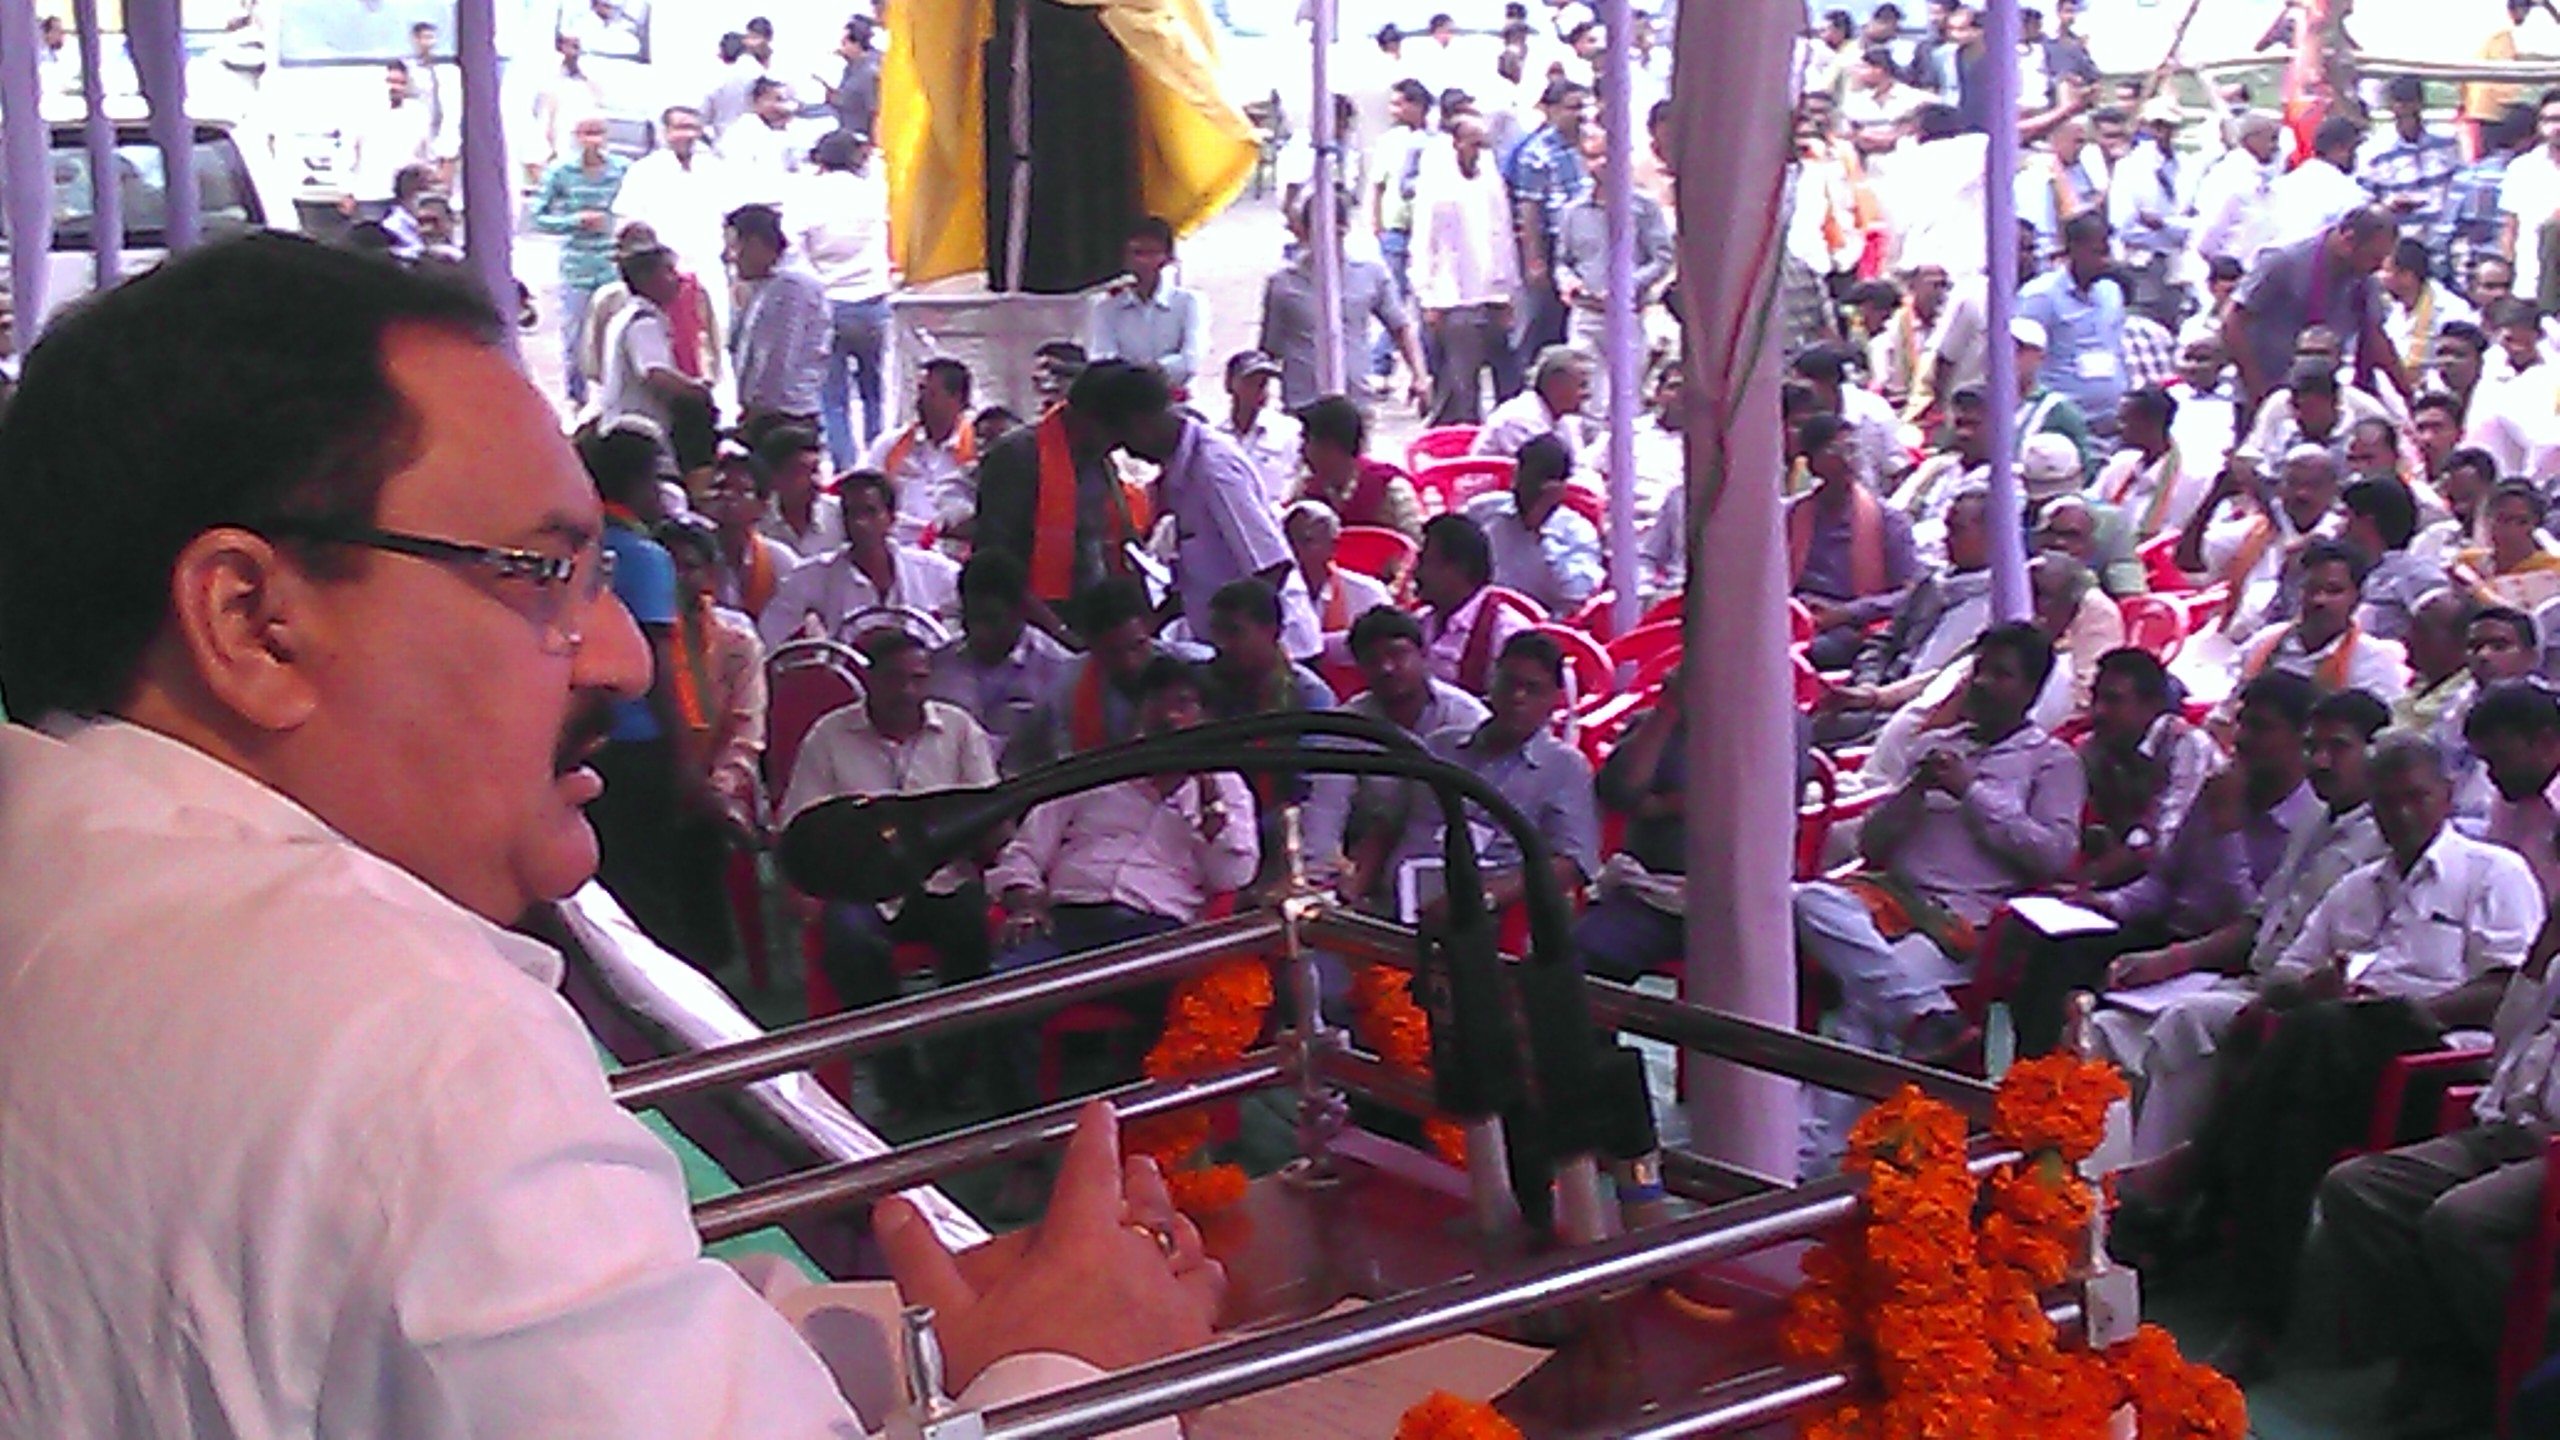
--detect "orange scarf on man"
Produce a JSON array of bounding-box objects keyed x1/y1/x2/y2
[
  {"x1": 1031, "y1": 409, "x2": 1086, "y2": 603},
  {"x1": 736, "y1": 536, "x2": 779, "y2": 616},
  {"x1": 2211, "y1": 514, "x2": 2284, "y2": 631},
  {"x1": 1068, "y1": 660, "x2": 1112, "y2": 753},
  {"x1": 883, "y1": 417, "x2": 977, "y2": 479},
  {"x1": 1787, "y1": 483, "x2": 1888, "y2": 598},
  {"x1": 2240, "y1": 621, "x2": 2363, "y2": 691}
]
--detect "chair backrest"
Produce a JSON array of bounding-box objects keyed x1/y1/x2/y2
[
  {"x1": 2117, "y1": 594, "x2": 2184, "y2": 663},
  {"x1": 840, "y1": 604, "x2": 954, "y2": 650},
  {"x1": 1791, "y1": 647, "x2": 1832, "y2": 710},
  {"x1": 1788, "y1": 597, "x2": 1817, "y2": 646},
  {"x1": 1609, "y1": 619, "x2": 1686, "y2": 691},
  {"x1": 2137, "y1": 529, "x2": 2194, "y2": 594},
  {"x1": 765, "y1": 640, "x2": 866, "y2": 795},
  {"x1": 1528, "y1": 621, "x2": 1617, "y2": 743},
  {"x1": 1404, "y1": 425, "x2": 1482, "y2": 474},
  {"x1": 1565, "y1": 588, "x2": 1616, "y2": 639},
  {"x1": 1797, "y1": 749, "x2": 1842, "y2": 881},
  {"x1": 1557, "y1": 484, "x2": 1606, "y2": 530},
  {"x1": 1335, "y1": 525, "x2": 1421, "y2": 593},
  {"x1": 1413, "y1": 455, "x2": 1517, "y2": 515},
  {"x1": 1639, "y1": 590, "x2": 1684, "y2": 629}
]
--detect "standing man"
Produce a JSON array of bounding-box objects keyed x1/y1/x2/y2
[
  {"x1": 1215, "y1": 351, "x2": 1302, "y2": 509},
  {"x1": 1409, "y1": 113, "x2": 1521, "y2": 426},
  {"x1": 2107, "y1": 100, "x2": 2194, "y2": 331},
  {"x1": 797, "y1": 131, "x2": 896, "y2": 468},
  {"x1": 1086, "y1": 217, "x2": 1209, "y2": 394},
  {"x1": 2360, "y1": 74, "x2": 2465, "y2": 241},
  {"x1": 1503, "y1": 80, "x2": 1594, "y2": 364},
  {"x1": 2191, "y1": 111, "x2": 2284, "y2": 280},
  {"x1": 2227, "y1": 207, "x2": 2404, "y2": 408},
  {"x1": 2271, "y1": 117, "x2": 2378, "y2": 254},
  {"x1": 614, "y1": 107, "x2": 733, "y2": 336},
  {"x1": 973, "y1": 370, "x2": 1140, "y2": 638},
  {"x1": 531, "y1": 115, "x2": 630, "y2": 410},
  {"x1": 2017, "y1": 212, "x2": 2131, "y2": 440},
  {"x1": 598, "y1": 246, "x2": 709, "y2": 442},
  {"x1": 1366, "y1": 80, "x2": 1437, "y2": 376},
  {"x1": 582, "y1": 423, "x2": 693, "y2": 956},
  {"x1": 831, "y1": 15, "x2": 882, "y2": 138},
  {"x1": 1259, "y1": 197, "x2": 1428, "y2": 413},
  {"x1": 405, "y1": 21, "x2": 461, "y2": 186},
  {"x1": 720, "y1": 77, "x2": 802, "y2": 209},
  {"x1": 1553, "y1": 126, "x2": 1674, "y2": 414},
  {"x1": 2500, "y1": 87, "x2": 2560, "y2": 317},
  {"x1": 726, "y1": 205, "x2": 831, "y2": 441},
  {"x1": 339, "y1": 61, "x2": 436, "y2": 225},
  {"x1": 868, "y1": 359, "x2": 979, "y2": 548}
]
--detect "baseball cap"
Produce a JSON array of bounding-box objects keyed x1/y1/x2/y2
[
  {"x1": 2010, "y1": 316, "x2": 2050, "y2": 351},
  {"x1": 1226, "y1": 349, "x2": 1283, "y2": 383}
]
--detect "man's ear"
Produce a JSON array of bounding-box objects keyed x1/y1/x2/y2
[{"x1": 163, "y1": 527, "x2": 328, "y2": 734}]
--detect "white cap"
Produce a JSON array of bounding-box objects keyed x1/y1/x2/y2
[
  {"x1": 2020, "y1": 433, "x2": 2082, "y2": 492},
  {"x1": 2010, "y1": 316, "x2": 2049, "y2": 351}
]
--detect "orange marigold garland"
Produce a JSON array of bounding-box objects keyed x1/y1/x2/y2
[
  {"x1": 1781, "y1": 1057, "x2": 2243, "y2": 1440},
  {"x1": 1126, "y1": 958, "x2": 1273, "y2": 1217},
  {"x1": 1349, "y1": 965, "x2": 1469, "y2": 1165},
  {"x1": 1393, "y1": 1391, "x2": 1524, "y2": 1439}
]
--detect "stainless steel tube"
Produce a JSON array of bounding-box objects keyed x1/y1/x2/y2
[
  {"x1": 694, "y1": 1053, "x2": 1287, "y2": 1241},
  {"x1": 614, "y1": 913, "x2": 1286, "y2": 1110},
  {"x1": 976, "y1": 1145, "x2": 2025, "y2": 1438},
  {"x1": 1312, "y1": 1046, "x2": 1440, "y2": 1118},
  {"x1": 1296, "y1": 908, "x2": 1996, "y2": 1116}
]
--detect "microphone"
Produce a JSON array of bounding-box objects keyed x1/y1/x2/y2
[{"x1": 777, "y1": 787, "x2": 1011, "y2": 903}]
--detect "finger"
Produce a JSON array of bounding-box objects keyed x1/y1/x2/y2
[
  {"x1": 1121, "y1": 1153, "x2": 1176, "y2": 1230},
  {"x1": 1163, "y1": 1210, "x2": 1208, "y2": 1275},
  {"x1": 1040, "y1": 1099, "x2": 1129, "y2": 1239},
  {"x1": 1177, "y1": 1256, "x2": 1229, "y2": 1321},
  {"x1": 873, "y1": 1197, "x2": 978, "y2": 1316}
]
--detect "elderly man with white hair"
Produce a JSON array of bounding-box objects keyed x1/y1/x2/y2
[
  {"x1": 1473, "y1": 344, "x2": 1595, "y2": 468},
  {"x1": 1283, "y1": 498, "x2": 1393, "y2": 662},
  {"x1": 2174, "y1": 440, "x2": 2349, "y2": 642},
  {"x1": 2190, "y1": 110, "x2": 2285, "y2": 277}
]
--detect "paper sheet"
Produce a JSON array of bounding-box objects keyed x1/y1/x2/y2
[
  {"x1": 1190, "y1": 1301, "x2": 1550, "y2": 1439},
  {"x1": 2103, "y1": 971, "x2": 2229, "y2": 1017},
  {"x1": 2008, "y1": 895, "x2": 2119, "y2": 939}
]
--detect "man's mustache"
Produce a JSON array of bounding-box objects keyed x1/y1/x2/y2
[{"x1": 554, "y1": 695, "x2": 618, "y2": 774}]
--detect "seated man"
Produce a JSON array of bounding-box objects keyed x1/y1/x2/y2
[
  {"x1": 1793, "y1": 341, "x2": 1913, "y2": 489},
  {"x1": 698, "y1": 440, "x2": 799, "y2": 617},
  {"x1": 1463, "y1": 432, "x2": 1603, "y2": 614},
  {"x1": 753, "y1": 423, "x2": 844, "y2": 561},
  {"x1": 2231, "y1": 342, "x2": 2395, "y2": 484},
  {"x1": 1304, "y1": 608, "x2": 1493, "y2": 898},
  {"x1": 1472, "y1": 344, "x2": 1592, "y2": 467},
  {"x1": 1200, "y1": 578, "x2": 1335, "y2": 722},
  {"x1": 2011, "y1": 317, "x2": 2099, "y2": 481},
  {"x1": 2090, "y1": 384, "x2": 2196, "y2": 540},
  {"x1": 2228, "y1": 539, "x2": 2411, "y2": 707},
  {"x1": 2454, "y1": 479, "x2": 2560, "y2": 613},
  {"x1": 1368, "y1": 632, "x2": 1602, "y2": 927},
  {"x1": 1295, "y1": 394, "x2": 1423, "y2": 537},
  {"x1": 782, "y1": 627, "x2": 1003, "y2": 1110},
  {"x1": 2340, "y1": 476, "x2": 2448, "y2": 642},
  {"x1": 1797, "y1": 623, "x2": 2084, "y2": 1164},
  {"x1": 2011, "y1": 670, "x2": 2320, "y2": 1055},
  {"x1": 1817, "y1": 485, "x2": 1996, "y2": 745},
  {"x1": 2076, "y1": 646, "x2": 2224, "y2": 891},
  {"x1": 1023, "y1": 577, "x2": 1172, "y2": 767},
  {"x1": 867, "y1": 356, "x2": 980, "y2": 547},
  {"x1": 1889, "y1": 383, "x2": 1990, "y2": 561},
  {"x1": 1862, "y1": 555, "x2": 2113, "y2": 785},
  {"x1": 2390, "y1": 587, "x2": 2479, "y2": 767},
  {"x1": 1789, "y1": 412, "x2": 1921, "y2": 669},
  {"x1": 1574, "y1": 664, "x2": 1690, "y2": 983},
  {"x1": 1415, "y1": 512, "x2": 1534, "y2": 694},
  {"x1": 928, "y1": 551, "x2": 1078, "y2": 775},
  {"x1": 2174, "y1": 440, "x2": 2346, "y2": 643},
  {"x1": 2032, "y1": 489, "x2": 2144, "y2": 599},
  {"x1": 990, "y1": 655, "x2": 1260, "y2": 972},
  {"x1": 1286, "y1": 498, "x2": 1394, "y2": 661},
  {"x1": 757, "y1": 469, "x2": 964, "y2": 649},
  {"x1": 2187, "y1": 737, "x2": 2542, "y2": 1379}
]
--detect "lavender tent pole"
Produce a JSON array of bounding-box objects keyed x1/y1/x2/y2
[
  {"x1": 1984, "y1": 0, "x2": 2028, "y2": 621},
  {"x1": 74, "y1": 0, "x2": 121, "y2": 290},
  {"x1": 126, "y1": 0, "x2": 196, "y2": 253},
  {"x1": 0, "y1": 0, "x2": 48, "y2": 344},
  {"x1": 456, "y1": 0, "x2": 516, "y2": 346},
  {"x1": 1600, "y1": 0, "x2": 1639, "y2": 638}
]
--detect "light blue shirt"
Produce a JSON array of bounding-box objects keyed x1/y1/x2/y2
[
  {"x1": 1085, "y1": 283, "x2": 1208, "y2": 390},
  {"x1": 1461, "y1": 491, "x2": 1604, "y2": 614},
  {"x1": 2106, "y1": 143, "x2": 2192, "y2": 260},
  {"x1": 2017, "y1": 268, "x2": 2129, "y2": 429}
]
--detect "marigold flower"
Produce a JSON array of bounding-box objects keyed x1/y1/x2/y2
[{"x1": 1394, "y1": 1391, "x2": 1523, "y2": 1439}]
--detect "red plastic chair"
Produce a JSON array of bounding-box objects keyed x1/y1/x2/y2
[
  {"x1": 1530, "y1": 621, "x2": 1617, "y2": 733},
  {"x1": 1609, "y1": 620, "x2": 1685, "y2": 690},
  {"x1": 2117, "y1": 594, "x2": 2185, "y2": 663},
  {"x1": 1788, "y1": 597, "x2": 1817, "y2": 646},
  {"x1": 2137, "y1": 530, "x2": 2193, "y2": 594},
  {"x1": 764, "y1": 639, "x2": 866, "y2": 797},
  {"x1": 1558, "y1": 483, "x2": 1606, "y2": 530},
  {"x1": 1639, "y1": 591, "x2": 1684, "y2": 629},
  {"x1": 1567, "y1": 588, "x2": 1616, "y2": 638},
  {"x1": 1798, "y1": 751, "x2": 1842, "y2": 881},
  {"x1": 1413, "y1": 455, "x2": 1517, "y2": 515},
  {"x1": 1335, "y1": 525, "x2": 1420, "y2": 596},
  {"x1": 1404, "y1": 425, "x2": 1482, "y2": 474},
  {"x1": 1032, "y1": 894, "x2": 1241, "y2": 1101},
  {"x1": 1791, "y1": 648, "x2": 1833, "y2": 709}
]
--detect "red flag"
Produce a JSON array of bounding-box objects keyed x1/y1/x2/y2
[{"x1": 2281, "y1": 0, "x2": 2334, "y2": 167}]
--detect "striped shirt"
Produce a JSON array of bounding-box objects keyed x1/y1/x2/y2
[{"x1": 530, "y1": 153, "x2": 630, "y2": 293}]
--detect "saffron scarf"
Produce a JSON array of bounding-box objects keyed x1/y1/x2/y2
[
  {"x1": 2401, "y1": 281, "x2": 2437, "y2": 376},
  {"x1": 2211, "y1": 514, "x2": 2283, "y2": 631},
  {"x1": 1068, "y1": 659, "x2": 1112, "y2": 753},
  {"x1": 1786, "y1": 483, "x2": 1888, "y2": 597},
  {"x1": 883, "y1": 417, "x2": 978, "y2": 480},
  {"x1": 738, "y1": 536, "x2": 779, "y2": 616},
  {"x1": 1030, "y1": 409, "x2": 1086, "y2": 603},
  {"x1": 2241, "y1": 621, "x2": 2363, "y2": 691},
  {"x1": 670, "y1": 600, "x2": 719, "y2": 732},
  {"x1": 1322, "y1": 570, "x2": 1352, "y2": 632},
  {"x1": 2104, "y1": 445, "x2": 2183, "y2": 539}
]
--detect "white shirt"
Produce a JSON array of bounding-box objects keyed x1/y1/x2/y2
[
  {"x1": 1473, "y1": 389, "x2": 1587, "y2": 467},
  {"x1": 1408, "y1": 146, "x2": 1522, "y2": 310},
  {"x1": 987, "y1": 773, "x2": 1261, "y2": 923},
  {"x1": 781, "y1": 701, "x2": 1000, "y2": 896},
  {"x1": 2247, "y1": 621, "x2": 2411, "y2": 703},
  {"x1": 2504, "y1": 146, "x2": 2560, "y2": 310},
  {"x1": 2199, "y1": 503, "x2": 2339, "y2": 637},
  {"x1": 1425, "y1": 586, "x2": 1535, "y2": 692},
  {"x1": 2266, "y1": 157, "x2": 2369, "y2": 251},
  {"x1": 757, "y1": 542, "x2": 964, "y2": 651},
  {"x1": 718, "y1": 117, "x2": 801, "y2": 208},
  {"x1": 865, "y1": 423, "x2": 977, "y2": 546},
  {"x1": 761, "y1": 494, "x2": 847, "y2": 561},
  {"x1": 614, "y1": 147, "x2": 736, "y2": 278},
  {"x1": 599, "y1": 297, "x2": 679, "y2": 437},
  {"x1": 2188, "y1": 147, "x2": 2277, "y2": 266},
  {"x1": 341, "y1": 98, "x2": 437, "y2": 203},
  {"x1": 2463, "y1": 363, "x2": 2560, "y2": 483},
  {"x1": 1215, "y1": 405, "x2": 1303, "y2": 510},
  {"x1": 0, "y1": 719, "x2": 1098, "y2": 1438},
  {"x1": 1891, "y1": 133, "x2": 1992, "y2": 281},
  {"x1": 796, "y1": 167, "x2": 895, "y2": 303},
  {"x1": 2271, "y1": 824, "x2": 2543, "y2": 1001}
]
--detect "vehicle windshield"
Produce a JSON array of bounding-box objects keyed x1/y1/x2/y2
[{"x1": 3, "y1": 133, "x2": 262, "y2": 249}]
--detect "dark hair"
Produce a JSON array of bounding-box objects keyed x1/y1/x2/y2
[
  {"x1": 1974, "y1": 620, "x2": 2058, "y2": 693},
  {"x1": 717, "y1": 31, "x2": 747, "y2": 63},
  {"x1": 2370, "y1": 733, "x2": 2453, "y2": 785},
  {"x1": 1540, "y1": 78, "x2": 1591, "y2": 107},
  {"x1": 667, "y1": 391, "x2": 720, "y2": 473},
  {"x1": 2390, "y1": 235, "x2": 2432, "y2": 276},
  {"x1": 856, "y1": 625, "x2": 925, "y2": 668},
  {"x1": 1127, "y1": 214, "x2": 1177, "y2": 251},
  {"x1": 1420, "y1": 512, "x2": 1493, "y2": 588},
  {"x1": 2296, "y1": 536, "x2": 2369, "y2": 588},
  {"x1": 1497, "y1": 629, "x2": 1566, "y2": 686},
  {"x1": 2289, "y1": 363, "x2": 2340, "y2": 400},
  {"x1": 655, "y1": 515, "x2": 718, "y2": 568},
  {"x1": 1790, "y1": 345, "x2": 1853, "y2": 387},
  {"x1": 921, "y1": 356, "x2": 974, "y2": 405},
  {"x1": 1077, "y1": 575, "x2": 1154, "y2": 636},
  {"x1": 392, "y1": 163, "x2": 438, "y2": 205},
  {"x1": 1298, "y1": 394, "x2": 1367, "y2": 454},
  {"x1": 1209, "y1": 576, "x2": 1283, "y2": 631},
  {"x1": 811, "y1": 129, "x2": 869, "y2": 172},
  {"x1": 411, "y1": 19, "x2": 437, "y2": 36},
  {"x1": 745, "y1": 15, "x2": 774, "y2": 38},
  {"x1": 2120, "y1": 384, "x2": 2176, "y2": 430},
  {"x1": 2060, "y1": 210, "x2": 2112, "y2": 248},
  {"x1": 1349, "y1": 605, "x2": 1426, "y2": 661},
  {"x1": 0, "y1": 235, "x2": 505, "y2": 718},
  {"x1": 617, "y1": 243, "x2": 677, "y2": 289},
  {"x1": 582, "y1": 424, "x2": 663, "y2": 507},
  {"x1": 1912, "y1": 103, "x2": 1964, "y2": 142},
  {"x1": 959, "y1": 550, "x2": 1030, "y2": 610},
  {"x1": 2488, "y1": 296, "x2": 2542, "y2": 333},
  {"x1": 2472, "y1": 603, "x2": 2540, "y2": 652},
  {"x1": 973, "y1": 403, "x2": 1022, "y2": 432},
  {"x1": 748, "y1": 75, "x2": 787, "y2": 103},
  {"x1": 1845, "y1": 278, "x2": 1902, "y2": 311},
  {"x1": 1069, "y1": 359, "x2": 1174, "y2": 431},
  {"x1": 2411, "y1": 390, "x2": 2464, "y2": 424},
  {"x1": 2236, "y1": 669, "x2": 2319, "y2": 730},
  {"x1": 2338, "y1": 204, "x2": 2398, "y2": 241},
  {"x1": 1391, "y1": 78, "x2": 1435, "y2": 111},
  {"x1": 1034, "y1": 339, "x2": 1088, "y2": 374},
  {"x1": 752, "y1": 423, "x2": 823, "y2": 476},
  {"x1": 2093, "y1": 646, "x2": 2170, "y2": 704},
  {"x1": 724, "y1": 203, "x2": 789, "y2": 254},
  {"x1": 2436, "y1": 320, "x2": 2489, "y2": 356},
  {"x1": 837, "y1": 468, "x2": 896, "y2": 514},
  {"x1": 1137, "y1": 652, "x2": 1206, "y2": 702},
  {"x1": 2342, "y1": 478, "x2": 2420, "y2": 550},
  {"x1": 1947, "y1": 383, "x2": 1988, "y2": 413},
  {"x1": 2491, "y1": 479, "x2": 2549, "y2": 525},
  {"x1": 2465, "y1": 680, "x2": 2560, "y2": 744},
  {"x1": 2308, "y1": 687, "x2": 2392, "y2": 740},
  {"x1": 2312, "y1": 115, "x2": 2365, "y2": 157},
  {"x1": 1516, "y1": 432, "x2": 1572, "y2": 488},
  {"x1": 1796, "y1": 412, "x2": 1851, "y2": 456},
  {"x1": 2447, "y1": 445, "x2": 2503, "y2": 484},
  {"x1": 1780, "y1": 379, "x2": 1823, "y2": 419}
]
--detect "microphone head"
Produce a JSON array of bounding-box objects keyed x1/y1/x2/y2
[{"x1": 777, "y1": 792, "x2": 939, "y2": 903}]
